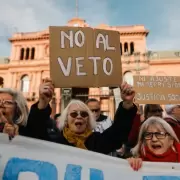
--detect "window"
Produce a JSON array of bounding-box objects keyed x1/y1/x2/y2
[
  {"x1": 123, "y1": 71, "x2": 133, "y2": 86},
  {"x1": 21, "y1": 75, "x2": 30, "y2": 93},
  {"x1": 120, "y1": 43, "x2": 122, "y2": 55},
  {"x1": 20, "y1": 48, "x2": 24, "y2": 60},
  {"x1": 0, "y1": 77, "x2": 4, "y2": 88},
  {"x1": 130, "y1": 42, "x2": 134, "y2": 55},
  {"x1": 124, "y1": 42, "x2": 128, "y2": 53},
  {"x1": 31, "y1": 47, "x2": 35, "y2": 59},
  {"x1": 25, "y1": 48, "x2": 30, "y2": 60}
]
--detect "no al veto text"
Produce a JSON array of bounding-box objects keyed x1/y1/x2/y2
[{"x1": 57, "y1": 30, "x2": 117, "y2": 76}]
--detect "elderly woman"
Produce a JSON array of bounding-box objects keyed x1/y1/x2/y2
[
  {"x1": 0, "y1": 88, "x2": 29, "y2": 138},
  {"x1": 26, "y1": 80, "x2": 137, "y2": 155},
  {"x1": 164, "y1": 104, "x2": 180, "y2": 139},
  {"x1": 0, "y1": 78, "x2": 54, "y2": 140},
  {"x1": 127, "y1": 116, "x2": 180, "y2": 171}
]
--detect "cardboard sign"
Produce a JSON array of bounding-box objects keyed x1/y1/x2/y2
[
  {"x1": 49, "y1": 26, "x2": 122, "y2": 88},
  {"x1": 134, "y1": 75, "x2": 180, "y2": 104},
  {"x1": 1, "y1": 134, "x2": 180, "y2": 180}
]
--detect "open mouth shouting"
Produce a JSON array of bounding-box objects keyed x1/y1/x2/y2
[
  {"x1": 75, "y1": 121, "x2": 84, "y2": 128},
  {"x1": 151, "y1": 144, "x2": 162, "y2": 150}
]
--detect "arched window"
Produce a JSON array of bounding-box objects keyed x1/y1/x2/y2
[
  {"x1": 130, "y1": 42, "x2": 134, "y2": 55},
  {"x1": 31, "y1": 47, "x2": 35, "y2": 59},
  {"x1": 0, "y1": 77, "x2": 4, "y2": 88},
  {"x1": 123, "y1": 71, "x2": 133, "y2": 86},
  {"x1": 120, "y1": 43, "x2": 122, "y2": 55},
  {"x1": 25, "y1": 48, "x2": 30, "y2": 60},
  {"x1": 124, "y1": 42, "x2": 128, "y2": 53},
  {"x1": 20, "y1": 48, "x2": 24, "y2": 60},
  {"x1": 21, "y1": 75, "x2": 30, "y2": 93}
]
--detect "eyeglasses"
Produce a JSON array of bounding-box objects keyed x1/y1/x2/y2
[
  {"x1": 69, "y1": 111, "x2": 89, "y2": 118},
  {"x1": 91, "y1": 109, "x2": 100, "y2": 113},
  {"x1": 143, "y1": 132, "x2": 169, "y2": 140},
  {"x1": 0, "y1": 100, "x2": 16, "y2": 107}
]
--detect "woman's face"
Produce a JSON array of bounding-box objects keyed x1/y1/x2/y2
[
  {"x1": 0, "y1": 93, "x2": 16, "y2": 124},
  {"x1": 67, "y1": 103, "x2": 89, "y2": 134},
  {"x1": 144, "y1": 124, "x2": 174, "y2": 155}
]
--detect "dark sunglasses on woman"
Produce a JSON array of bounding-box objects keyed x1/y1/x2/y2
[{"x1": 70, "y1": 111, "x2": 89, "y2": 118}]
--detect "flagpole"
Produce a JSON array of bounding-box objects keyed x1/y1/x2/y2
[{"x1": 76, "y1": 0, "x2": 78, "y2": 17}]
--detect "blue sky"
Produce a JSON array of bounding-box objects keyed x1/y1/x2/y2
[{"x1": 0, "y1": 0, "x2": 180, "y2": 56}]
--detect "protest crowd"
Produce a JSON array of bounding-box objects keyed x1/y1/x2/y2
[{"x1": 0, "y1": 77, "x2": 180, "y2": 172}]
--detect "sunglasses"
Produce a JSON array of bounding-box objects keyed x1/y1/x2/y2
[
  {"x1": 69, "y1": 111, "x2": 89, "y2": 118},
  {"x1": 91, "y1": 109, "x2": 100, "y2": 113}
]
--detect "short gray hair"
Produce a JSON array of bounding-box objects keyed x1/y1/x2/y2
[
  {"x1": 131, "y1": 116, "x2": 179, "y2": 157},
  {"x1": 57, "y1": 99, "x2": 96, "y2": 131},
  {"x1": 0, "y1": 88, "x2": 29, "y2": 126}
]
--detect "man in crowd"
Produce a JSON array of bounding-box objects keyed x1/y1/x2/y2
[
  {"x1": 164, "y1": 104, "x2": 180, "y2": 139},
  {"x1": 86, "y1": 98, "x2": 113, "y2": 133}
]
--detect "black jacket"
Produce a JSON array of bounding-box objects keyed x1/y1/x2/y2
[{"x1": 19, "y1": 101, "x2": 137, "y2": 155}]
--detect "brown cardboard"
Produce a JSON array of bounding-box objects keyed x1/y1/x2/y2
[
  {"x1": 49, "y1": 26, "x2": 122, "y2": 88},
  {"x1": 134, "y1": 75, "x2": 180, "y2": 104}
]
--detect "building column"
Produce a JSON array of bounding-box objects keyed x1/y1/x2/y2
[
  {"x1": 34, "y1": 71, "x2": 42, "y2": 97},
  {"x1": 122, "y1": 43, "x2": 124, "y2": 53},
  {"x1": 12, "y1": 73, "x2": 17, "y2": 89},
  {"x1": 15, "y1": 46, "x2": 21, "y2": 60},
  {"x1": 29, "y1": 72, "x2": 35, "y2": 97}
]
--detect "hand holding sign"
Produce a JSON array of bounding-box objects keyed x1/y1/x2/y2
[
  {"x1": 3, "y1": 123, "x2": 19, "y2": 140},
  {"x1": 0, "y1": 110, "x2": 18, "y2": 140},
  {"x1": 121, "y1": 82, "x2": 135, "y2": 109},
  {"x1": 38, "y1": 78, "x2": 54, "y2": 109},
  {"x1": 127, "y1": 157, "x2": 142, "y2": 171}
]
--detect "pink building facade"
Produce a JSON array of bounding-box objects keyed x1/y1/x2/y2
[{"x1": 0, "y1": 17, "x2": 180, "y2": 119}]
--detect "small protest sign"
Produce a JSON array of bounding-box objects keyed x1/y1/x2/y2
[
  {"x1": 134, "y1": 75, "x2": 180, "y2": 104},
  {"x1": 49, "y1": 26, "x2": 122, "y2": 88}
]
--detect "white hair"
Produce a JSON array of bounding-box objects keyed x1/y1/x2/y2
[
  {"x1": 57, "y1": 99, "x2": 96, "y2": 131},
  {"x1": 165, "y1": 104, "x2": 180, "y2": 115},
  {"x1": 0, "y1": 88, "x2": 29, "y2": 126},
  {"x1": 131, "y1": 116, "x2": 179, "y2": 157}
]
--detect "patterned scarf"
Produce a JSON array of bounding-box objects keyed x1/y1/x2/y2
[{"x1": 63, "y1": 127, "x2": 92, "y2": 149}]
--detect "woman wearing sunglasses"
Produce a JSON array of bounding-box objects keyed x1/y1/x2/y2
[
  {"x1": 26, "y1": 80, "x2": 137, "y2": 155},
  {"x1": 127, "y1": 116, "x2": 180, "y2": 171}
]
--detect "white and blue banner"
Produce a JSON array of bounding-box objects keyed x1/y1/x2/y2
[{"x1": 0, "y1": 134, "x2": 180, "y2": 180}]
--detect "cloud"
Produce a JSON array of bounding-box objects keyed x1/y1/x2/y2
[
  {"x1": 0, "y1": 0, "x2": 110, "y2": 56},
  {"x1": 0, "y1": 0, "x2": 180, "y2": 56},
  {"x1": 147, "y1": 2, "x2": 180, "y2": 51}
]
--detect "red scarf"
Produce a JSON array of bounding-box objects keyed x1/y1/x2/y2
[{"x1": 140, "y1": 146, "x2": 178, "y2": 162}]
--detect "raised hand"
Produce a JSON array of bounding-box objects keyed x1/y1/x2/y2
[
  {"x1": 38, "y1": 78, "x2": 54, "y2": 109},
  {"x1": 120, "y1": 82, "x2": 135, "y2": 102}
]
